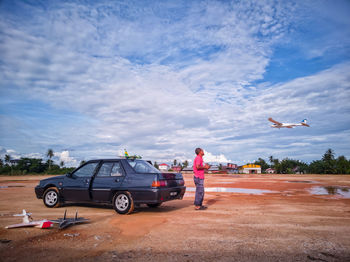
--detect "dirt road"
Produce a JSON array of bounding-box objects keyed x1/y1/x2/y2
[{"x1": 1, "y1": 174, "x2": 350, "y2": 262}]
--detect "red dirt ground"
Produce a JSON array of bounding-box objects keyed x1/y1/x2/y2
[{"x1": 0, "y1": 174, "x2": 350, "y2": 261}]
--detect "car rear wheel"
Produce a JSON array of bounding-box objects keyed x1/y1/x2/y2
[
  {"x1": 43, "y1": 187, "x2": 61, "y2": 208},
  {"x1": 113, "y1": 192, "x2": 134, "y2": 215},
  {"x1": 147, "y1": 203, "x2": 162, "y2": 208}
]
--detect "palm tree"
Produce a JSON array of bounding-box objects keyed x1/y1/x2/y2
[
  {"x1": 46, "y1": 149, "x2": 54, "y2": 170},
  {"x1": 5, "y1": 154, "x2": 11, "y2": 166},
  {"x1": 322, "y1": 148, "x2": 335, "y2": 162},
  {"x1": 4, "y1": 154, "x2": 12, "y2": 175},
  {"x1": 183, "y1": 160, "x2": 189, "y2": 168}
]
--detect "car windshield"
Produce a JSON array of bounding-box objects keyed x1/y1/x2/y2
[{"x1": 127, "y1": 159, "x2": 161, "y2": 174}]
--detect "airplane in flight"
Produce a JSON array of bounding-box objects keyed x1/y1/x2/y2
[{"x1": 268, "y1": 118, "x2": 310, "y2": 128}]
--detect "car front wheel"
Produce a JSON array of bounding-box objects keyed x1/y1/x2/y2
[
  {"x1": 43, "y1": 187, "x2": 61, "y2": 208},
  {"x1": 113, "y1": 192, "x2": 134, "y2": 215}
]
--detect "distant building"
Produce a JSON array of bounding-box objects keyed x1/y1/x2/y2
[
  {"x1": 171, "y1": 165, "x2": 182, "y2": 172},
  {"x1": 223, "y1": 163, "x2": 238, "y2": 173},
  {"x1": 239, "y1": 164, "x2": 261, "y2": 174},
  {"x1": 266, "y1": 168, "x2": 276, "y2": 174},
  {"x1": 226, "y1": 163, "x2": 238, "y2": 169},
  {"x1": 159, "y1": 163, "x2": 169, "y2": 171},
  {"x1": 208, "y1": 165, "x2": 219, "y2": 173}
]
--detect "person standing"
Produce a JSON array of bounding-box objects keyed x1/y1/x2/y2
[{"x1": 193, "y1": 148, "x2": 210, "y2": 210}]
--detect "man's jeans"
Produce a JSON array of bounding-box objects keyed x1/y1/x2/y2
[{"x1": 194, "y1": 176, "x2": 204, "y2": 206}]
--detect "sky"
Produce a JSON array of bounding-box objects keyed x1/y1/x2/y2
[{"x1": 0, "y1": 0, "x2": 350, "y2": 167}]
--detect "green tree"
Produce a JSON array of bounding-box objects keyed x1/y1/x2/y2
[
  {"x1": 308, "y1": 160, "x2": 326, "y2": 174},
  {"x1": 79, "y1": 160, "x2": 86, "y2": 166},
  {"x1": 335, "y1": 156, "x2": 350, "y2": 174},
  {"x1": 173, "y1": 159, "x2": 177, "y2": 166},
  {"x1": 46, "y1": 149, "x2": 54, "y2": 170},
  {"x1": 60, "y1": 161, "x2": 65, "y2": 168},
  {"x1": 322, "y1": 148, "x2": 335, "y2": 162},
  {"x1": 254, "y1": 158, "x2": 269, "y2": 172},
  {"x1": 321, "y1": 148, "x2": 336, "y2": 174},
  {"x1": 154, "y1": 161, "x2": 159, "y2": 170},
  {"x1": 17, "y1": 158, "x2": 46, "y2": 174},
  {"x1": 5, "y1": 154, "x2": 11, "y2": 165},
  {"x1": 4, "y1": 154, "x2": 13, "y2": 174},
  {"x1": 182, "y1": 160, "x2": 189, "y2": 168},
  {"x1": 219, "y1": 163, "x2": 223, "y2": 170},
  {"x1": 277, "y1": 158, "x2": 308, "y2": 174}
]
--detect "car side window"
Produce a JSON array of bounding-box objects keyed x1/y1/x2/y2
[
  {"x1": 97, "y1": 162, "x2": 113, "y2": 177},
  {"x1": 97, "y1": 162, "x2": 123, "y2": 177},
  {"x1": 73, "y1": 162, "x2": 98, "y2": 177},
  {"x1": 111, "y1": 162, "x2": 123, "y2": 177}
]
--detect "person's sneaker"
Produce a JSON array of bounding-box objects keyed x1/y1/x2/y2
[{"x1": 195, "y1": 206, "x2": 207, "y2": 210}]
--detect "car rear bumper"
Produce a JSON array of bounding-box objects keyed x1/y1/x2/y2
[{"x1": 131, "y1": 186, "x2": 186, "y2": 204}]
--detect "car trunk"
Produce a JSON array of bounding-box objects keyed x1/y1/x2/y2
[{"x1": 159, "y1": 173, "x2": 184, "y2": 187}]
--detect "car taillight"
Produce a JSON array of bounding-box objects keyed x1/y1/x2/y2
[
  {"x1": 178, "y1": 180, "x2": 184, "y2": 186},
  {"x1": 152, "y1": 180, "x2": 167, "y2": 187}
]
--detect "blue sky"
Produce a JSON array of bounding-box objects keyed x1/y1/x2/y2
[{"x1": 1, "y1": 0, "x2": 350, "y2": 166}]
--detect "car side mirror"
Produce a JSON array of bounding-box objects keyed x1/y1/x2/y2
[{"x1": 66, "y1": 172, "x2": 72, "y2": 177}]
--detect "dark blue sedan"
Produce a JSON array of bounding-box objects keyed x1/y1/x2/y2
[{"x1": 35, "y1": 158, "x2": 186, "y2": 214}]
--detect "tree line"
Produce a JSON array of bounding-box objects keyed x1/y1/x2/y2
[
  {"x1": 0, "y1": 148, "x2": 349, "y2": 175},
  {"x1": 254, "y1": 149, "x2": 350, "y2": 174},
  {"x1": 0, "y1": 149, "x2": 75, "y2": 175}
]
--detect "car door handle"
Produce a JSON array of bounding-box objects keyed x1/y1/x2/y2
[
  {"x1": 84, "y1": 179, "x2": 90, "y2": 184},
  {"x1": 115, "y1": 178, "x2": 120, "y2": 182}
]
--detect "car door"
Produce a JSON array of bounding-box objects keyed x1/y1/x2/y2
[
  {"x1": 62, "y1": 161, "x2": 99, "y2": 201},
  {"x1": 91, "y1": 161, "x2": 125, "y2": 202}
]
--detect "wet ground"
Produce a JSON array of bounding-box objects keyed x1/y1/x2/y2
[{"x1": 0, "y1": 173, "x2": 350, "y2": 261}]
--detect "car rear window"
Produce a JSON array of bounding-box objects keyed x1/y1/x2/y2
[{"x1": 127, "y1": 159, "x2": 160, "y2": 174}]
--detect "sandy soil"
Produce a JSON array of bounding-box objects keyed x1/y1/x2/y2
[{"x1": 0, "y1": 173, "x2": 350, "y2": 262}]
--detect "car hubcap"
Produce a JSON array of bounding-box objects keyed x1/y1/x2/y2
[
  {"x1": 116, "y1": 194, "x2": 129, "y2": 211},
  {"x1": 46, "y1": 191, "x2": 57, "y2": 205}
]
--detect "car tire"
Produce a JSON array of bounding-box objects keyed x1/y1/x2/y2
[
  {"x1": 113, "y1": 191, "x2": 134, "y2": 215},
  {"x1": 43, "y1": 187, "x2": 61, "y2": 208},
  {"x1": 147, "y1": 203, "x2": 162, "y2": 208}
]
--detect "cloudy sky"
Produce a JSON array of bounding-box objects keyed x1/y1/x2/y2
[{"x1": 1, "y1": 0, "x2": 350, "y2": 166}]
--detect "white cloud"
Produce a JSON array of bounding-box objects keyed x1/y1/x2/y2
[
  {"x1": 54, "y1": 151, "x2": 78, "y2": 167},
  {"x1": 0, "y1": 147, "x2": 21, "y2": 160},
  {"x1": 203, "y1": 150, "x2": 231, "y2": 164}
]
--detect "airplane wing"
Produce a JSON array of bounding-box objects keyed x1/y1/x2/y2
[
  {"x1": 6, "y1": 223, "x2": 37, "y2": 229},
  {"x1": 268, "y1": 118, "x2": 282, "y2": 125},
  {"x1": 5, "y1": 220, "x2": 51, "y2": 229}
]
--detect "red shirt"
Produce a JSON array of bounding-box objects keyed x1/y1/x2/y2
[{"x1": 193, "y1": 155, "x2": 205, "y2": 179}]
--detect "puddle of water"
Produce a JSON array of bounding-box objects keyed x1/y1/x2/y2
[
  {"x1": 0, "y1": 185, "x2": 25, "y2": 189},
  {"x1": 309, "y1": 186, "x2": 350, "y2": 198},
  {"x1": 186, "y1": 187, "x2": 274, "y2": 195},
  {"x1": 184, "y1": 193, "x2": 195, "y2": 197}
]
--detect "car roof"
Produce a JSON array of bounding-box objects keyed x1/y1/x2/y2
[{"x1": 87, "y1": 158, "x2": 150, "y2": 162}]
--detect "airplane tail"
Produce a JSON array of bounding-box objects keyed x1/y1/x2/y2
[{"x1": 301, "y1": 119, "x2": 310, "y2": 127}]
